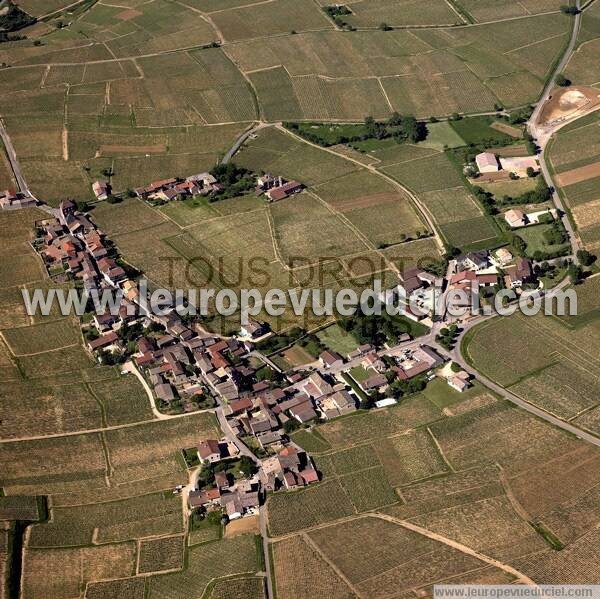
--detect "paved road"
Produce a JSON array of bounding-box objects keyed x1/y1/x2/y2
[
  {"x1": 215, "y1": 402, "x2": 261, "y2": 465},
  {"x1": 221, "y1": 122, "x2": 270, "y2": 165},
  {"x1": 529, "y1": 0, "x2": 583, "y2": 263},
  {"x1": 0, "y1": 117, "x2": 32, "y2": 196},
  {"x1": 259, "y1": 508, "x2": 275, "y2": 599}
]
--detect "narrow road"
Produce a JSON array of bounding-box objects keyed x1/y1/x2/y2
[
  {"x1": 221, "y1": 122, "x2": 270, "y2": 165},
  {"x1": 259, "y1": 508, "x2": 275, "y2": 599},
  {"x1": 528, "y1": 0, "x2": 583, "y2": 263},
  {"x1": 438, "y1": 314, "x2": 600, "y2": 447},
  {"x1": 215, "y1": 402, "x2": 261, "y2": 465},
  {"x1": 122, "y1": 361, "x2": 177, "y2": 421},
  {"x1": 0, "y1": 117, "x2": 32, "y2": 196},
  {"x1": 372, "y1": 513, "x2": 537, "y2": 585}
]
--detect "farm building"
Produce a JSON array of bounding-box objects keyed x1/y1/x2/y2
[
  {"x1": 92, "y1": 180, "x2": 110, "y2": 200},
  {"x1": 475, "y1": 152, "x2": 500, "y2": 173},
  {"x1": 265, "y1": 180, "x2": 303, "y2": 202}
]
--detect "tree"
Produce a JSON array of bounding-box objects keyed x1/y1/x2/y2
[
  {"x1": 378, "y1": 22, "x2": 392, "y2": 31},
  {"x1": 567, "y1": 263, "x2": 583, "y2": 284},
  {"x1": 555, "y1": 73, "x2": 571, "y2": 87},
  {"x1": 239, "y1": 455, "x2": 258, "y2": 476},
  {"x1": 526, "y1": 166, "x2": 536, "y2": 178},
  {"x1": 387, "y1": 111, "x2": 403, "y2": 127},
  {"x1": 106, "y1": 194, "x2": 121, "y2": 204},
  {"x1": 577, "y1": 249, "x2": 596, "y2": 267},
  {"x1": 560, "y1": 5, "x2": 580, "y2": 15}
]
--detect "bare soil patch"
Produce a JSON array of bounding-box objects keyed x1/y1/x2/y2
[
  {"x1": 490, "y1": 122, "x2": 523, "y2": 139},
  {"x1": 224, "y1": 515, "x2": 259, "y2": 537},
  {"x1": 555, "y1": 161, "x2": 600, "y2": 187},
  {"x1": 490, "y1": 144, "x2": 528, "y2": 157},
  {"x1": 117, "y1": 9, "x2": 142, "y2": 20},
  {"x1": 538, "y1": 86, "x2": 600, "y2": 127}
]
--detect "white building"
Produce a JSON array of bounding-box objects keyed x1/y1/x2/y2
[{"x1": 475, "y1": 152, "x2": 500, "y2": 173}]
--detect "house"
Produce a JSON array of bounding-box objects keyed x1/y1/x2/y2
[
  {"x1": 494, "y1": 248, "x2": 513, "y2": 267},
  {"x1": 516, "y1": 256, "x2": 533, "y2": 283},
  {"x1": 447, "y1": 370, "x2": 471, "y2": 392},
  {"x1": 362, "y1": 352, "x2": 386, "y2": 372},
  {"x1": 197, "y1": 439, "x2": 222, "y2": 463},
  {"x1": 214, "y1": 471, "x2": 230, "y2": 491},
  {"x1": 288, "y1": 400, "x2": 318, "y2": 423},
  {"x1": 319, "y1": 350, "x2": 343, "y2": 369},
  {"x1": 221, "y1": 493, "x2": 243, "y2": 520},
  {"x1": 154, "y1": 382, "x2": 176, "y2": 403},
  {"x1": 475, "y1": 152, "x2": 499, "y2": 173},
  {"x1": 504, "y1": 209, "x2": 527, "y2": 228},
  {"x1": 503, "y1": 265, "x2": 521, "y2": 289},
  {"x1": 394, "y1": 346, "x2": 442, "y2": 380},
  {"x1": 319, "y1": 390, "x2": 356, "y2": 419},
  {"x1": 460, "y1": 251, "x2": 489, "y2": 271},
  {"x1": 360, "y1": 373, "x2": 388, "y2": 392},
  {"x1": 92, "y1": 180, "x2": 110, "y2": 201},
  {"x1": 87, "y1": 331, "x2": 119, "y2": 352},
  {"x1": 58, "y1": 199, "x2": 77, "y2": 225},
  {"x1": 239, "y1": 318, "x2": 267, "y2": 339},
  {"x1": 188, "y1": 488, "x2": 220, "y2": 510}
]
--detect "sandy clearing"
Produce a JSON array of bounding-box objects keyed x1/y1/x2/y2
[
  {"x1": 224, "y1": 515, "x2": 259, "y2": 537},
  {"x1": 555, "y1": 160, "x2": 600, "y2": 186}
]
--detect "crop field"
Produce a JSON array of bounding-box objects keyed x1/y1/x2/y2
[
  {"x1": 22, "y1": 542, "x2": 137, "y2": 599},
  {"x1": 315, "y1": 395, "x2": 442, "y2": 451},
  {"x1": 209, "y1": 577, "x2": 265, "y2": 599},
  {"x1": 2, "y1": 318, "x2": 80, "y2": 356},
  {"x1": 408, "y1": 494, "x2": 547, "y2": 561},
  {"x1": 0, "y1": 496, "x2": 40, "y2": 521},
  {"x1": 271, "y1": 535, "x2": 355, "y2": 599},
  {"x1": 147, "y1": 535, "x2": 260, "y2": 598},
  {"x1": 1, "y1": 379, "x2": 104, "y2": 440},
  {"x1": 548, "y1": 112, "x2": 600, "y2": 250},
  {"x1": 28, "y1": 492, "x2": 183, "y2": 548},
  {"x1": 266, "y1": 479, "x2": 355, "y2": 536},
  {"x1": 138, "y1": 535, "x2": 185, "y2": 574},
  {"x1": 464, "y1": 312, "x2": 600, "y2": 420},
  {"x1": 307, "y1": 516, "x2": 496, "y2": 595},
  {"x1": 86, "y1": 577, "x2": 146, "y2": 599},
  {"x1": 420, "y1": 187, "x2": 497, "y2": 247},
  {"x1": 429, "y1": 398, "x2": 585, "y2": 475},
  {"x1": 458, "y1": 0, "x2": 566, "y2": 22},
  {"x1": 343, "y1": 0, "x2": 463, "y2": 27}
]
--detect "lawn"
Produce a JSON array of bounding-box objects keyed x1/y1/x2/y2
[
  {"x1": 516, "y1": 223, "x2": 571, "y2": 258},
  {"x1": 449, "y1": 116, "x2": 517, "y2": 146},
  {"x1": 422, "y1": 378, "x2": 494, "y2": 409},
  {"x1": 316, "y1": 324, "x2": 359, "y2": 355},
  {"x1": 418, "y1": 121, "x2": 466, "y2": 150},
  {"x1": 349, "y1": 365, "x2": 372, "y2": 382}
]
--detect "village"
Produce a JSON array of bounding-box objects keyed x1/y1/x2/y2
[{"x1": 26, "y1": 188, "x2": 508, "y2": 528}]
